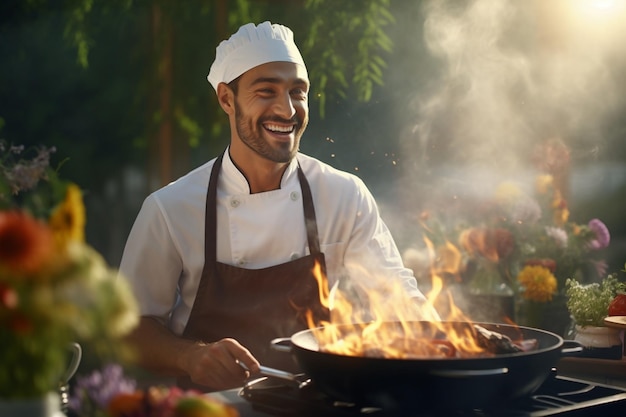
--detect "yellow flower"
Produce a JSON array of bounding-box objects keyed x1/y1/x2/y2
[
  {"x1": 494, "y1": 181, "x2": 524, "y2": 205},
  {"x1": 517, "y1": 265, "x2": 557, "y2": 302},
  {"x1": 550, "y1": 190, "x2": 569, "y2": 225},
  {"x1": 49, "y1": 184, "x2": 85, "y2": 246},
  {"x1": 535, "y1": 174, "x2": 554, "y2": 195}
]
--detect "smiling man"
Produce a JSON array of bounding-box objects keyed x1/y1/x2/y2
[{"x1": 119, "y1": 21, "x2": 432, "y2": 392}]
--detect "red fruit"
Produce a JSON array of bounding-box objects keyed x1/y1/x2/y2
[{"x1": 608, "y1": 294, "x2": 626, "y2": 316}]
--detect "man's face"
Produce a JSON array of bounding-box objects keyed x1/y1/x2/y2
[{"x1": 232, "y1": 61, "x2": 309, "y2": 163}]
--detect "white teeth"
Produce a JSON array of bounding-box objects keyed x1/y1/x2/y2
[{"x1": 265, "y1": 124, "x2": 294, "y2": 133}]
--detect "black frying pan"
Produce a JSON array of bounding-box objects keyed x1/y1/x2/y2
[{"x1": 269, "y1": 321, "x2": 581, "y2": 411}]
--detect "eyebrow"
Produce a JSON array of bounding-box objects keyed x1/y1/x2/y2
[{"x1": 250, "y1": 77, "x2": 309, "y2": 87}]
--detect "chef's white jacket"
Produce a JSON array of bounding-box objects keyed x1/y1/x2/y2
[{"x1": 119, "y1": 150, "x2": 425, "y2": 335}]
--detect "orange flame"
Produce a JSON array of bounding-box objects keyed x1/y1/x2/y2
[{"x1": 305, "y1": 238, "x2": 489, "y2": 359}]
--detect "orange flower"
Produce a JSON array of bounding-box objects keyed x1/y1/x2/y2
[
  {"x1": 0, "y1": 211, "x2": 54, "y2": 276},
  {"x1": 107, "y1": 391, "x2": 145, "y2": 417},
  {"x1": 458, "y1": 227, "x2": 514, "y2": 262}
]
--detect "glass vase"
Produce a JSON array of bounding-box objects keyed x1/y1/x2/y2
[
  {"x1": 0, "y1": 392, "x2": 65, "y2": 417},
  {"x1": 466, "y1": 260, "x2": 514, "y2": 323}
]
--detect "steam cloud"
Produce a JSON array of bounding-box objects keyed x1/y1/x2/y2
[{"x1": 402, "y1": 0, "x2": 626, "y2": 191}]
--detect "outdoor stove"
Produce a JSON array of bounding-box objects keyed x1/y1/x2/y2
[{"x1": 240, "y1": 368, "x2": 626, "y2": 416}]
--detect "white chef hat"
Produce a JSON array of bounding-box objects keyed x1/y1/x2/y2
[{"x1": 207, "y1": 21, "x2": 307, "y2": 92}]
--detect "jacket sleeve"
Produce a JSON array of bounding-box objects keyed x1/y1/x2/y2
[{"x1": 119, "y1": 194, "x2": 183, "y2": 324}]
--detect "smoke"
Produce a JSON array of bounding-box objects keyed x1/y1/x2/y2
[{"x1": 401, "y1": 0, "x2": 626, "y2": 185}]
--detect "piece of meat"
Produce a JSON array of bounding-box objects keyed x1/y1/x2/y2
[{"x1": 473, "y1": 325, "x2": 523, "y2": 354}]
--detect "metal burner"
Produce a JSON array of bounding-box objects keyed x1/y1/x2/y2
[{"x1": 240, "y1": 371, "x2": 626, "y2": 416}]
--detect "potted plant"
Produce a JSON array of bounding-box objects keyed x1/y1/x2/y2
[{"x1": 565, "y1": 274, "x2": 625, "y2": 359}]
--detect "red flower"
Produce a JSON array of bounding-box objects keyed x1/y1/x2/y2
[
  {"x1": 9, "y1": 312, "x2": 33, "y2": 335},
  {"x1": 0, "y1": 211, "x2": 54, "y2": 276},
  {"x1": 0, "y1": 283, "x2": 18, "y2": 309}
]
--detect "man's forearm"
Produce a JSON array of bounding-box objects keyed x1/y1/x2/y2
[{"x1": 126, "y1": 316, "x2": 195, "y2": 376}]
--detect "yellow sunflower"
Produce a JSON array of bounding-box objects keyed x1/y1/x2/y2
[
  {"x1": 517, "y1": 265, "x2": 557, "y2": 302},
  {"x1": 48, "y1": 184, "x2": 85, "y2": 246}
]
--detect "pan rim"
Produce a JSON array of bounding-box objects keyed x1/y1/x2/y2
[{"x1": 290, "y1": 320, "x2": 564, "y2": 361}]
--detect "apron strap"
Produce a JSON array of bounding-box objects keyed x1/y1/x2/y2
[
  {"x1": 190, "y1": 151, "x2": 223, "y2": 303},
  {"x1": 296, "y1": 160, "x2": 321, "y2": 255},
  {"x1": 205, "y1": 152, "x2": 223, "y2": 267},
  {"x1": 194, "y1": 152, "x2": 321, "y2": 301}
]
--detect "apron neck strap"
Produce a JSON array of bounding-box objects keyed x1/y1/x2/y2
[
  {"x1": 206, "y1": 152, "x2": 321, "y2": 264},
  {"x1": 296, "y1": 159, "x2": 321, "y2": 254}
]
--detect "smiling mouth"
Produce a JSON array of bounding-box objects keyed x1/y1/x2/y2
[{"x1": 264, "y1": 123, "x2": 295, "y2": 134}]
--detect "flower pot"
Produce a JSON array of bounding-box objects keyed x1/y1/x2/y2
[
  {"x1": 515, "y1": 295, "x2": 573, "y2": 337},
  {"x1": 574, "y1": 325, "x2": 622, "y2": 359},
  {"x1": 0, "y1": 392, "x2": 65, "y2": 417}
]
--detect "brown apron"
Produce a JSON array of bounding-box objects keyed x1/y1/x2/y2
[{"x1": 178, "y1": 152, "x2": 330, "y2": 391}]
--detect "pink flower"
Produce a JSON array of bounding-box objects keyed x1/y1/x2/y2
[{"x1": 587, "y1": 218, "x2": 610, "y2": 250}]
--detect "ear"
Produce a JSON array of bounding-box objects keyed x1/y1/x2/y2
[{"x1": 216, "y1": 83, "x2": 235, "y2": 116}]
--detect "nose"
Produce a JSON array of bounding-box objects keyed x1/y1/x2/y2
[{"x1": 273, "y1": 91, "x2": 296, "y2": 119}]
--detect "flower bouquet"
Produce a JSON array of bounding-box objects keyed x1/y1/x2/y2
[
  {"x1": 0, "y1": 143, "x2": 139, "y2": 400},
  {"x1": 69, "y1": 364, "x2": 239, "y2": 417},
  {"x1": 418, "y1": 139, "x2": 611, "y2": 335}
]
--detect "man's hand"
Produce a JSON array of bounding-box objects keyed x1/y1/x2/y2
[
  {"x1": 179, "y1": 338, "x2": 261, "y2": 390},
  {"x1": 126, "y1": 318, "x2": 261, "y2": 391}
]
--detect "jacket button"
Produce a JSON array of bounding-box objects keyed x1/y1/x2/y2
[
  {"x1": 230, "y1": 198, "x2": 240, "y2": 208},
  {"x1": 290, "y1": 191, "x2": 299, "y2": 201}
]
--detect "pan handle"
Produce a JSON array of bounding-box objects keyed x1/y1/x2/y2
[
  {"x1": 429, "y1": 367, "x2": 509, "y2": 378},
  {"x1": 238, "y1": 361, "x2": 311, "y2": 388},
  {"x1": 561, "y1": 340, "x2": 584, "y2": 356},
  {"x1": 242, "y1": 362, "x2": 297, "y2": 381},
  {"x1": 270, "y1": 337, "x2": 293, "y2": 353}
]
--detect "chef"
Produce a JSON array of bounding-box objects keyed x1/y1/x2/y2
[{"x1": 119, "y1": 21, "x2": 432, "y2": 392}]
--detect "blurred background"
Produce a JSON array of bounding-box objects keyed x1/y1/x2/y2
[{"x1": 1, "y1": 0, "x2": 625, "y2": 277}]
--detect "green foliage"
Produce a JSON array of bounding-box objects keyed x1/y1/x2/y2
[
  {"x1": 566, "y1": 274, "x2": 626, "y2": 327},
  {"x1": 0, "y1": 0, "x2": 400, "y2": 191},
  {"x1": 303, "y1": 0, "x2": 394, "y2": 116},
  {"x1": 63, "y1": 0, "x2": 94, "y2": 67}
]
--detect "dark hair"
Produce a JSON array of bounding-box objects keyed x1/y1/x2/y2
[{"x1": 227, "y1": 76, "x2": 241, "y2": 95}]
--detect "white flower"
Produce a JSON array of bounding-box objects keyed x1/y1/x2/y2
[{"x1": 545, "y1": 226, "x2": 568, "y2": 249}]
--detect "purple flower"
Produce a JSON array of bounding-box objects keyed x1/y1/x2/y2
[
  {"x1": 2, "y1": 145, "x2": 55, "y2": 194},
  {"x1": 69, "y1": 363, "x2": 137, "y2": 413},
  {"x1": 587, "y1": 218, "x2": 610, "y2": 250}
]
